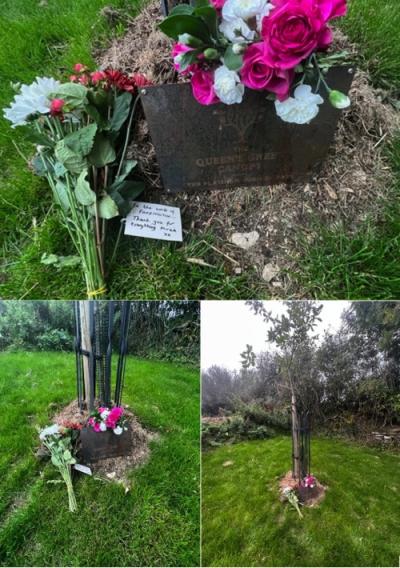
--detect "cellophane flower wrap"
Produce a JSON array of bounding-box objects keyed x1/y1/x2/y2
[
  {"x1": 160, "y1": 0, "x2": 351, "y2": 123},
  {"x1": 3, "y1": 66, "x2": 150, "y2": 298},
  {"x1": 87, "y1": 405, "x2": 128, "y2": 435}
]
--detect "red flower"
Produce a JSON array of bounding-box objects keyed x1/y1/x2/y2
[
  {"x1": 78, "y1": 75, "x2": 89, "y2": 85},
  {"x1": 73, "y1": 63, "x2": 86, "y2": 72},
  {"x1": 104, "y1": 69, "x2": 137, "y2": 93},
  {"x1": 69, "y1": 75, "x2": 78, "y2": 82},
  {"x1": 132, "y1": 73, "x2": 152, "y2": 88},
  {"x1": 60, "y1": 419, "x2": 83, "y2": 430},
  {"x1": 91, "y1": 70, "x2": 107, "y2": 84},
  {"x1": 50, "y1": 98, "x2": 65, "y2": 117}
]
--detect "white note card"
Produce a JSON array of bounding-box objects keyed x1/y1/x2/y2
[
  {"x1": 74, "y1": 464, "x2": 92, "y2": 476},
  {"x1": 124, "y1": 202, "x2": 183, "y2": 242}
]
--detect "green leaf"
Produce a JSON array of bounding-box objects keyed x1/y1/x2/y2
[
  {"x1": 194, "y1": 5, "x2": 218, "y2": 38},
  {"x1": 55, "y1": 140, "x2": 87, "y2": 174},
  {"x1": 114, "y1": 160, "x2": 138, "y2": 184},
  {"x1": 75, "y1": 170, "x2": 96, "y2": 206},
  {"x1": 64, "y1": 123, "x2": 98, "y2": 156},
  {"x1": 170, "y1": 4, "x2": 194, "y2": 15},
  {"x1": 96, "y1": 195, "x2": 119, "y2": 219},
  {"x1": 111, "y1": 179, "x2": 144, "y2": 199},
  {"x1": 54, "y1": 180, "x2": 70, "y2": 212},
  {"x1": 54, "y1": 162, "x2": 67, "y2": 177},
  {"x1": 41, "y1": 253, "x2": 59, "y2": 265},
  {"x1": 110, "y1": 92, "x2": 133, "y2": 132},
  {"x1": 25, "y1": 130, "x2": 54, "y2": 147},
  {"x1": 224, "y1": 45, "x2": 243, "y2": 71},
  {"x1": 63, "y1": 450, "x2": 72, "y2": 461},
  {"x1": 51, "y1": 455, "x2": 62, "y2": 468},
  {"x1": 51, "y1": 82, "x2": 88, "y2": 108},
  {"x1": 88, "y1": 133, "x2": 116, "y2": 167},
  {"x1": 159, "y1": 14, "x2": 211, "y2": 43}
]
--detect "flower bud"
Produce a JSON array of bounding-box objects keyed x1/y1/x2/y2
[
  {"x1": 178, "y1": 33, "x2": 203, "y2": 47},
  {"x1": 203, "y1": 48, "x2": 219, "y2": 60},
  {"x1": 329, "y1": 90, "x2": 351, "y2": 109},
  {"x1": 232, "y1": 43, "x2": 245, "y2": 55}
]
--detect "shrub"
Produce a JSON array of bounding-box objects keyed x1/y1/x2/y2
[{"x1": 202, "y1": 415, "x2": 275, "y2": 449}]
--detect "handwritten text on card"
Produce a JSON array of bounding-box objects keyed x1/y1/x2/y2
[{"x1": 124, "y1": 202, "x2": 183, "y2": 242}]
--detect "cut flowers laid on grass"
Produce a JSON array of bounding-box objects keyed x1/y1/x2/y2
[
  {"x1": 4, "y1": 65, "x2": 150, "y2": 298},
  {"x1": 160, "y1": 0, "x2": 351, "y2": 122}
]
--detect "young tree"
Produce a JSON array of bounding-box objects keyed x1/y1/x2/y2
[{"x1": 247, "y1": 301, "x2": 323, "y2": 480}]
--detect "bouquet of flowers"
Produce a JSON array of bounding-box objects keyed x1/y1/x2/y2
[
  {"x1": 39, "y1": 424, "x2": 78, "y2": 512},
  {"x1": 303, "y1": 474, "x2": 316, "y2": 488},
  {"x1": 160, "y1": 0, "x2": 351, "y2": 123},
  {"x1": 4, "y1": 65, "x2": 150, "y2": 298},
  {"x1": 282, "y1": 486, "x2": 303, "y2": 518},
  {"x1": 87, "y1": 405, "x2": 127, "y2": 435}
]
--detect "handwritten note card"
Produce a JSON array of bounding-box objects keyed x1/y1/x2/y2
[{"x1": 125, "y1": 202, "x2": 183, "y2": 242}]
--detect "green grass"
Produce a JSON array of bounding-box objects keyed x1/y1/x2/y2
[
  {"x1": 340, "y1": 0, "x2": 400, "y2": 91},
  {"x1": 202, "y1": 436, "x2": 400, "y2": 567},
  {"x1": 0, "y1": 351, "x2": 200, "y2": 567}
]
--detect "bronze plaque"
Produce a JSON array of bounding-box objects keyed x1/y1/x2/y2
[
  {"x1": 141, "y1": 66, "x2": 354, "y2": 193},
  {"x1": 80, "y1": 426, "x2": 132, "y2": 462}
]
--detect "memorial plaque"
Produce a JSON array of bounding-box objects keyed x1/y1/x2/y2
[
  {"x1": 141, "y1": 66, "x2": 354, "y2": 193},
  {"x1": 80, "y1": 426, "x2": 132, "y2": 462}
]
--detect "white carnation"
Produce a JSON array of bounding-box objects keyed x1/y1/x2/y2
[
  {"x1": 224, "y1": 0, "x2": 274, "y2": 20},
  {"x1": 100, "y1": 410, "x2": 109, "y2": 420},
  {"x1": 99, "y1": 422, "x2": 107, "y2": 432},
  {"x1": 113, "y1": 426, "x2": 123, "y2": 436},
  {"x1": 3, "y1": 76, "x2": 60, "y2": 128},
  {"x1": 214, "y1": 65, "x2": 244, "y2": 105},
  {"x1": 39, "y1": 423, "x2": 60, "y2": 440},
  {"x1": 275, "y1": 85, "x2": 324, "y2": 125},
  {"x1": 219, "y1": 8, "x2": 255, "y2": 43}
]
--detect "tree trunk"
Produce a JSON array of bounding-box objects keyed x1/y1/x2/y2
[
  {"x1": 291, "y1": 391, "x2": 301, "y2": 480},
  {"x1": 79, "y1": 301, "x2": 92, "y2": 408}
]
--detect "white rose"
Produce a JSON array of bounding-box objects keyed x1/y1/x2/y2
[
  {"x1": 113, "y1": 426, "x2": 123, "y2": 436},
  {"x1": 100, "y1": 410, "x2": 109, "y2": 420},
  {"x1": 99, "y1": 422, "x2": 107, "y2": 432},
  {"x1": 275, "y1": 85, "x2": 324, "y2": 125},
  {"x1": 213, "y1": 65, "x2": 244, "y2": 105}
]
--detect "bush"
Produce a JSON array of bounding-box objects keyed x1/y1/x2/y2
[
  {"x1": 202, "y1": 415, "x2": 275, "y2": 449},
  {"x1": 36, "y1": 329, "x2": 73, "y2": 351},
  {"x1": 234, "y1": 401, "x2": 291, "y2": 431}
]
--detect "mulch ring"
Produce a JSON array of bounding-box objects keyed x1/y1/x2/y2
[
  {"x1": 96, "y1": 2, "x2": 399, "y2": 294},
  {"x1": 279, "y1": 471, "x2": 326, "y2": 508},
  {"x1": 52, "y1": 400, "x2": 157, "y2": 487}
]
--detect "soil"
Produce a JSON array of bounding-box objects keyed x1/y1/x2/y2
[
  {"x1": 52, "y1": 400, "x2": 156, "y2": 486},
  {"x1": 279, "y1": 471, "x2": 326, "y2": 508},
  {"x1": 96, "y1": 3, "x2": 400, "y2": 293}
]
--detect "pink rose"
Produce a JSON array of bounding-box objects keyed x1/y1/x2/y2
[
  {"x1": 93, "y1": 422, "x2": 101, "y2": 433},
  {"x1": 315, "y1": 0, "x2": 347, "y2": 21},
  {"x1": 241, "y1": 43, "x2": 294, "y2": 100},
  {"x1": 172, "y1": 43, "x2": 197, "y2": 75},
  {"x1": 105, "y1": 406, "x2": 123, "y2": 429},
  {"x1": 191, "y1": 69, "x2": 220, "y2": 106},
  {"x1": 262, "y1": 0, "x2": 333, "y2": 69},
  {"x1": 50, "y1": 98, "x2": 65, "y2": 116},
  {"x1": 211, "y1": 0, "x2": 226, "y2": 9}
]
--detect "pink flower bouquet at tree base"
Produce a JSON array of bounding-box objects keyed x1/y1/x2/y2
[
  {"x1": 160, "y1": 0, "x2": 351, "y2": 124},
  {"x1": 87, "y1": 405, "x2": 128, "y2": 435}
]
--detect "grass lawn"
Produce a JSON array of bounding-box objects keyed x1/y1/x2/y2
[
  {"x1": 0, "y1": 351, "x2": 200, "y2": 567},
  {"x1": 202, "y1": 436, "x2": 400, "y2": 567},
  {"x1": 0, "y1": 0, "x2": 399, "y2": 299}
]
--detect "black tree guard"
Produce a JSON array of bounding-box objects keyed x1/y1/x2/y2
[
  {"x1": 74, "y1": 301, "x2": 131, "y2": 411},
  {"x1": 292, "y1": 412, "x2": 311, "y2": 480}
]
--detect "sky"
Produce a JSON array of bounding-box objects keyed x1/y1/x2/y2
[{"x1": 201, "y1": 301, "x2": 350, "y2": 370}]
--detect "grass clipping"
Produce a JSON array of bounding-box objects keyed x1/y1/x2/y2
[{"x1": 97, "y1": 4, "x2": 400, "y2": 290}]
